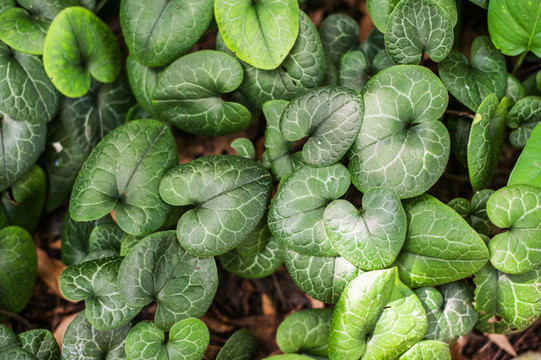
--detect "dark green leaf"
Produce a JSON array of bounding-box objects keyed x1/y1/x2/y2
[
  {"x1": 447, "y1": 115, "x2": 471, "y2": 167},
  {"x1": 0, "y1": 8, "x2": 49, "y2": 55},
  {"x1": 507, "y1": 96, "x2": 541, "y2": 149},
  {"x1": 468, "y1": 0, "x2": 487, "y2": 9},
  {"x1": 505, "y1": 74, "x2": 526, "y2": 108},
  {"x1": 448, "y1": 189, "x2": 497, "y2": 236},
  {"x1": 126, "y1": 55, "x2": 162, "y2": 119},
  {"x1": 88, "y1": 223, "x2": 123, "y2": 255},
  {"x1": 0, "y1": 324, "x2": 19, "y2": 350},
  {"x1": 0, "y1": 347, "x2": 37, "y2": 360},
  {"x1": 18, "y1": 329, "x2": 60, "y2": 360},
  {"x1": 339, "y1": 51, "x2": 368, "y2": 93},
  {"x1": 508, "y1": 122, "x2": 541, "y2": 187},
  {"x1": 231, "y1": 138, "x2": 256, "y2": 160},
  {"x1": 216, "y1": 329, "x2": 257, "y2": 360}
]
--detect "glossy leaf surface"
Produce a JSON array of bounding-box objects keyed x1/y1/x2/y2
[
  {"x1": 397, "y1": 340, "x2": 451, "y2": 360},
  {"x1": 18, "y1": 329, "x2": 60, "y2": 360},
  {"x1": 0, "y1": 8, "x2": 49, "y2": 55},
  {"x1": 508, "y1": 122, "x2": 541, "y2": 187},
  {"x1": 216, "y1": 329, "x2": 257, "y2": 360},
  {"x1": 160, "y1": 155, "x2": 272, "y2": 257},
  {"x1": 349, "y1": 65, "x2": 450, "y2": 199},
  {"x1": 70, "y1": 119, "x2": 177, "y2": 236},
  {"x1": 507, "y1": 96, "x2": 541, "y2": 149}
]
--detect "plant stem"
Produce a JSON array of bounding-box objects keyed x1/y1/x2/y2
[
  {"x1": 445, "y1": 109, "x2": 475, "y2": 119},
  {"x1": 0, "y1": 309, "x2": 34, "y2": 330},
  {"x1": 512, "y1": 50, "x2": 528, "y2": 75}
]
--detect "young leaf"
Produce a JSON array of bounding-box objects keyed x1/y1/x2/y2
[
  {"x1": 216, "y1": 329, "x2": 257, "y2": 360},
  {"x1": 62, "y1": 312, "x2": 130, "y2": 360},
  {"x1": 397, "y1": 194, "x2": 489, "y2": 287},
  {"x1": 0, "y1": 8, "x2": 49, "y2": 55},
  {"x1": 70, "y1": 119, "x2": 177, "y2": 236},
  {"x1": 488, "y1": 0, "x2": 541, "y2": 58},
  {"x1": 507, "y1": 96, "x2": 541, "y2": 148},
  {"x1": 160, "y1": 155, "x2": 272, "y2": 257},
  {"x1": 120, "y1": 0, "x2": 213, "y2": 68},
  {"x1": 448, "y1": 189, "x2": 497, "y2": 236},
  {"x1": 0, "y1": 42, "x2": 60, "y2": 122},
  {"x1": 284, "y1": 249, "x2": 362, "y2": 303},
  {"x1": 339, "y1": 51, "x2": 369, "y2": 93},
  {"x1": 280, "y1": 87, "x2": 363, "y2": 167},
  {"x1": 0, "y1": 226, "x2": 37, "y2": 313},
  {"x1": 215, "y1": 0, "x2": 299, "y2": 70},
  {"x1": 276, "y1": 308, "x2": 333, "y2": 357},
  {"x1": 118, "y1": 231, "x2": 218, "y2": 330},
  {"x1": 43, "y1": 6, "x2": 121, "y2": 98},
  {"x1": 508, "y1": 122, "x2": 541, "y2": 187},
  {"x1": 324, "y1": 187, "x2": 407, "y2": 270},
  {"x1": 125, "y1": 319, "x2": 209, "y2": 360},
  {"x1": 439, "y1": 36, "x2": 507, "y2": 112},
  {"x1": 467, "y1": 95, "x2": 508, "y2": 192},
  {"x1": 329, "y1": 268, "x2": 427, "y2": 360},
  {"x1": 152, "y1": 51, "x2": 251, "y2": 136},
  {"x1": 231, "y1": 138, "x2": 256, "y2": 160},
  {"x1": 268, "y1": 164, "x2": 350, "y2": 256},
  {"x1": 397, "y1": 340, "x2": 451, "y2": 360},
  {"x1": 385, "y1": 0, "x2": 454, "y2": 65},
  {"x1": 486, "y1": 184, "x2": 541, "y2": 274},
  {"x1": 415, "y1": 282, "x2": 477, "y2": 344},
  {"x1": 349, "y1": 65, "x2": 450, "y2": 199},
  {"x1": 18, "y1": 329, "x2": 60, "y2": 360}
]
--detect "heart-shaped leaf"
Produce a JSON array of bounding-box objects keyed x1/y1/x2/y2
[
  {"x1": 231, "y1": 138, "x2": 256, "y2": 160},
  {"x1": 215, "y1": 0, "x2": 299, "y2": 70},
  {"x1": 284, "y1": 249, "x2": 362, "y2": 303},
  {"x1": 152, "y1": 50, "x2": 251, "y2": 136},
  {"x1": 43, "y1": 6, "x2": 121, "y2": 98},
  {"x1": 62, "y1": 311, "x2": 130, "y2": 360},
  {"x1": 385, "y1": 0, "x2": 454, "y2": 65},
  {"x1": 397, "y1": 340, "x2": 451, "y2": 360},
  {"x1": 160, "y1": 155, "x2": 272, "y2": 257},
  {"x1": 339, "y1": 50, "x2": 369, "y2": 93},
  {"x1": 125, "y1": 319, "x2": 209, "y2": 360},
  {"x1": 216, "y1": 329, "x2": 257, "y2": 360},
  {"x1": 276, "y1": 308, "x2": 332, "y2": 357},
  {"x1": 280, "y1": 87, "x2": 363, "y2": 167},
  {"x1": 397, "y1": 194, "x2": 489, "y2": 287},
  {"x1": 0, "y1": 324, "x2": 19, "y2": 350},
  {"x1": 0, "y1": 8, "x2": 49, "y2": 55},
  {"x1": 415, "y1": 282, "x2": 477, "y2": 344},
  {"x1": 508, "y1": 122, "x2": 541, "y2": 187},
  {"x1": 329, "y1": 267, "x2": 427, "y2": 360},
  {"x1": 438, "y1": 36, "x2": 507, "y2": 112},
  {"x1": 268, "y1": 164, "x2": 350, "y2": 256},
  {"x1": 16, "y1": 0, "x2": 77, "y2": 20},
  {"x1": 118, "y1": 231, "x2": 218, "y2": 330},
  {"x1": 488, "y1": 0, "x2": 541, "y2": 58},
  {"x1": 0, "y1": 347, "x2": 37, "y2": 359},
  {"x1": 468, "y1": 95, "x2": 508, "y2": 191},
  {"x1": 126, "y1": 56, "x2": 162, "y2": 119},
  {"x1": 505, "y1": 74, "x2": 526, "y2": 107},
  {"x1": 0, "y1": 226, "x2": 37, "y2": 313},
  {"x1": 18, "y1": 329, "x2": 60, "y2": 360},
  {"x1": 0, "y1": 42, "x2": 60, "y2": 122},
  {"x1": 349, "y1": 65, "x2": 450, "y2": 199},
  {"x1": 448, "y1": 189, "x2": 497, "y2": 236},
  {"x1": 474, "y1": 263, "x2": 541, "y2": 334},
  {"x1": 120, "y1": 0, "x2": 213, "y2": 68},
  {"x1": 87, "y1": 224, "x2": 123, "y2": 255},
  {"x1": 0, "y1": 113, "x2": 46, "y2": 191},
  {"x1": 0, "y1": 165, "x2": 46, "y2": 233},
  {"x1": 70, "y1": 119, "x2": 177, "y2": 236},
  {"x1": 486, "y1": 184, "x2": 541, "y2": 274},
  {"x1": 507, "y1": 96, "x2": 541, "y2": 148},
  {"x1": 324, "y1": 187, "x2": 407, "y2": 270},
  {"x1": 60, "y1": 257, "x2": 141, "y2": 330}
]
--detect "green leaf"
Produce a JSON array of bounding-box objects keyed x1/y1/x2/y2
[
  {"x1": 349, "y1": 65, "x2": 450, "y2": 199},
  {"x1": 88, "y1": 223, "x2": 123, "y2": 255},
  {"x1": 152, "y1": 50, "x2": 251, "y2": 136},
  {"x1": 0, "y1": 114, "x2": 46, "y2": 192},
  {"x1": 0, "y1": 165, "x2": 46, "y2": 233},
  {"x1": 231, "y1": 138, "x2": 256, "y2": 160},
  {"x1": 236, "y1": 216, "x2": 271, "y2": 257},
  {"x1": 0, "y1": 226, "x2": 37, "y2": 313},
  {"x1": 366, "y1": 0, "x2": 400, "y2": 32},
  {"x1": 0, "y1": 0, "x2": 14, "y2": 15},
  {"x1": 415, "y1": 282, "x2": 477, "y2": 344},
  {"x1": 160, "y1": 155, "x2": 272, "y2": 257},
  {"x1": 118, "y1": 231, "x2": 217, "y2": 330},
  {"x1": 397, "y1": 194, "x2": 489, "y2": 287},
  {"x1": 448, "y1": 189, "x2": 497, "y2": 236},
  {"x1": 60, "y1": 257, "x2": 141, "y2": 330},
  {"x1": 284, "y1": 249, "x2": 361, "y2": 303},
  {"x1": 280, "y1": 87, "x2": 363, "y2": 166},
  {"x1": 17, "y1": 0, "x2": 77, "y2": 20},
  {"x1": 18, "y1": 329, "x2": 60, "y2": 360},
  {"x1": 486, "y1": 184, "x2": 541, "y2": 274},
  {"x1": 324, "y1": 187, "x2": 407, "y2": 270},
  {"x1": 385, "y1": 0, "x2": 454, "y2": 65},
  {"x1": 0, "y1": 8, "x2": 49, "y2": 55},
  {"x1": 0, "y1": 42, "x2": 60, "y2": 122},
  {"x1": 439, "y1": 36, "x2": 507, "y2": 112},
  {"x1": 70, "y1": 119, "x2": 177, "y2": 236},
  {"x1": 468, "y1": 0, "x2": 487, "y2": 9},
  {"x1": 120, "y1": 0, "x2": 213, "y2": 68},
  {"x1": 215, "y1": 0, "x2": 299, "y2": 70},
  {"x1": 125, "y1": 319, "x2": 209, "y2": 360},
  {"x1": 505, "y1": 74, "x2": 526, "y2": 108},
  {"x1": 508, "y1": 122, "x2": 541, "y2": 187},
  {"x1": 216, "y1": 329, "x2": 257, "y2": 360},
  {"x1": 0, "y1": 324, "x2": 20, "y2": 350},
  {"x1": 339, "y1": 51, "x2": 369, "y2": 93},
  {"x1": 358, "y1": 28, "x2": 385, "y2": 67},
  {"x1": 447, "y1": 115, "x2": 471, "y2": 167},
  {"x1": 126, "y1": 56, "x2": 162, "y2": 119},
  {"x1": 488, "y1": 0, "x2": 541, "y2": 58},
  {"x1": 468, "y1": 95, "x2": 508, "y2": 192},
  {"x1": 62, "y1": 311, "x2": 130, "y2": 360},
  {"x1": 219, "y1": 236, "x2": 284, "y2": 279},
  {"x1": 507, "y1": 96, "x2": 541, "y2": 149},
  {"x1": 329, "y1": 268, "x2": 427, "y2": 360},
  {"x1": 397, "y1": 340, "x2": 451, "y2": 360},
  {"x1": 43, "y1": 6, "x2": 121, "y2": 98},
  {"x1": 276, "y1": 308, "x2": 332, "y2": 357},
  {"x1": 474, "y1": 263, "x2": 541, "y2": 334},
  {"x1": 125, "y1": 105, "x2": 151, "y2": 122},
  {"x1": 268, "y1": 164, "x2": 350, "y2": 256},
  {"x1": 262, "y1": 356, "x2": 313, "y2": 360},
  {"x1": 119, "y1": 234, "x2": 144, "y2": 257},
  {"x1": 0, "y1": 347, "x2": 37, "y2": 360}
]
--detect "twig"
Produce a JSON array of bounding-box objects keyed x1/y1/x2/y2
[
  {"x1": 445, "y1": 109, "x2": 475, "y2": 119},
  {"x1": 0, "y1": 309, "x2": 34, "y2": 330}
]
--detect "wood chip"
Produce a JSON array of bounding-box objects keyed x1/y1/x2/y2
[
  {"x1": 36, "y1": 248, "x2": 66, "y2": 299},
  {"x1": 488, "y1": 333, "x2": 517, "y2": 357}
]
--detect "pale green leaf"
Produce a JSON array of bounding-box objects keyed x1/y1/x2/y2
[
  {"x1": 508, "y1": 122, "x2": 541, "y2": 187},
  {"x1": 0, "y1": 8, "x2": 49, "y2": 55}
]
